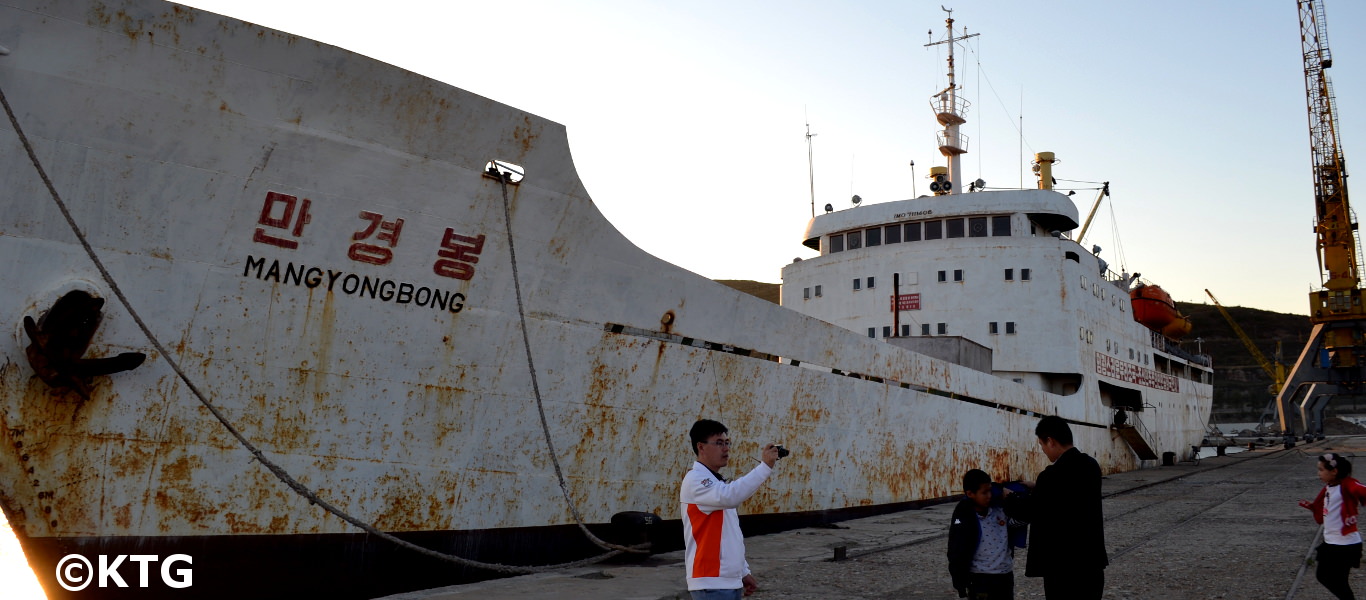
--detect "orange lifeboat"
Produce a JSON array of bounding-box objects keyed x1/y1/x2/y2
[
  {"x1": 1129, "y1": 283, "x2": 1192, "y2": 339},
  {"x1": 1161, "y1": 315, "x2": 1193, "y2": 339}
]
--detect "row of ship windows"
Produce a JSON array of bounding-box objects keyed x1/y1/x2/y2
[
  {"x1": 1080, "y1": 276, "x2": 1129, "y2": 314},
  {"x1": 929, "y1": 268, "x2": 1034, "y2": 284},
  {"x1": 1082, "y1": 327, "x2": 1150, "y2": 366},
  {"x1": 807, "y1": 268, "x2": 1035, "y2": 298},
  {"x1": 867, "y1": 322, "x2": 1018, "y2": 338},
  {"x1": 828, "y1": 215, "x2": 1012, "y2": 254}
]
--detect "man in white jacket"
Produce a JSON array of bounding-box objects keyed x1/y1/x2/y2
[{"x1": 680, "y1": 419, "x2": 781, "y2": 599}]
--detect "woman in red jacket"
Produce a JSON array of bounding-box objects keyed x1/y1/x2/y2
[{"x1": 1300, "y1": 452, "x2": 1366, "y2": 600}]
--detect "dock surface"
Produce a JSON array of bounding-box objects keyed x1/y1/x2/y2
[{"x1": 381, "y1": 438, "x2": 1365, "y2": 599}]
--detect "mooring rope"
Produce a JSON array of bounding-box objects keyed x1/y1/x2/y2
[
  {"x1": 489, "y1": 170, "x2": 647, "y2": 555},
  {"x1": 0, "y1": 78, "x2": 642, "y2": 574}
]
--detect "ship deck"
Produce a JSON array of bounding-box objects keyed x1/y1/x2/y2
[{"x1": 379, "y1": 438, "x2": 1359, "y2": 600}]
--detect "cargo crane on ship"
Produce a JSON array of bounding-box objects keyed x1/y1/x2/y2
[{"x1": 1275, "y1": 0, "x2": 1366, "y2": 441}]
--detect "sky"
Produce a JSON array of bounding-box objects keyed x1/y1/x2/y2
[
  {"x1": 4, "y1": 1, "x2": 1366, "y2": 596},
  {"x1": 154, "y1": 0, "x2": 1366, "y2": 319}
]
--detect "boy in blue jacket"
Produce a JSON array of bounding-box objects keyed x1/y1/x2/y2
[{"x1": 947, "y1": 469, "x2": 1026, "y2": 599}]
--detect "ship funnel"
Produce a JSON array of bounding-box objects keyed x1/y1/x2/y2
[
  {"x1": 1032, "y1": 152, "x2": 1057, "y2": 190},
  {"x1": 928, "y1": 166, "x2": 952, "y2": 196}
]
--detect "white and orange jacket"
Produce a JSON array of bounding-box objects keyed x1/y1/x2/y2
[{"x1": 679, "y1": 460, "x2": 773, "y2": 591}]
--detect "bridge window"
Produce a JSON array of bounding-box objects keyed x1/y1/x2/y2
[
  {"x1": 992, "y1": 215, "x2": 1011, "y2": 236},
  {"x1": 925, "y1": 221, "x2": 943, "y2": 240},
  {"x1": 866, "y1": 227, "x2": 882, "y2": 247},
  {"x1": 847, "y1": 231, "x2": 862, "y2": 250},
  {"x1": 829, "y1": 235, "x2": 844, "y2": 253},
  {"x1": 905, "y1": 222, "x2": 922, "y2": 242},
  {"x1": 885, "y1": 224, "x2": 902, "y2": 244},
  {"x1": 969, "y1": 217, "x2": 988, "y2": 237},
  {"x1": 946, "y1": 218, "x2": 965, "y2": 238}
]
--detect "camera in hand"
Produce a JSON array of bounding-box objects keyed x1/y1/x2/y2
[{"x1": 774, "y1": 444, "x2": 790, "y2": 459}]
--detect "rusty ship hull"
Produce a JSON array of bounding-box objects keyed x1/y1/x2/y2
[{"x1": 0, "y1": 1, "x2": 1212, "y2": 597}]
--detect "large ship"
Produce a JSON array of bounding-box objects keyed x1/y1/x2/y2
[{"x1": 0, "y1": 1, "x2": 1212, "y2": 598}]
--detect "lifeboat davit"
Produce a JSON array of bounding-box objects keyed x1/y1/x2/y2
[{"x1": 1129, "y1": 283, "x2": 1192, "y2": 340}]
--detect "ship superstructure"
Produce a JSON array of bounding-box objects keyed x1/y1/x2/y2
[
  {"x1": 783, "y1": 10, "x2": 1211, "y2": 459},
  {"x1": 782, "y1": 184, "x2": 1212, "y2": 442}
]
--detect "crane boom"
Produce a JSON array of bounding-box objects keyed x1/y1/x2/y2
[
  {"x1": 1300, "y1": 0, "x2": 1363, "y2": 323},
  {"x1": 1075, "y1": 182, "x2": 1111, "y2": 244},
  {"x1": 1205, "y1": 289, "x2": 1286, "y2": 394}
]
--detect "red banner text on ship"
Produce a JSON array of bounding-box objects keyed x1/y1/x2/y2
[
  {"x1": 1094, "y1": 353, "x2": 1179, "y2": 392},
  {"x1": 890, "y1": 294, "x2": 921, "y2": 312}
]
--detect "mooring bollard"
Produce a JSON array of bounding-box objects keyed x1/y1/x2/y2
[{"x1": 833, "y1": 545, "x2": 847, "y2": 561}]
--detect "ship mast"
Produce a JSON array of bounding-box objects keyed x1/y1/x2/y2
[
  {"x1": 806, "y1": 119, "x2": 817, "y2": 218},
  {"x1": 924, "y1": 8, "x2": 977, "y2": 195}
]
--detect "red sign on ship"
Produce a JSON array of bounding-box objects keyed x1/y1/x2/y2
[{"x1": 890, "y1": 293, "x2": 921, "y2": 312}]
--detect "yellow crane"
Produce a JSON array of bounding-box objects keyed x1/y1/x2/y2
[
  {"x1": 1205, "y1": 290, "x2": 1286, "y2": 395},
  {"x1": 1300, "y1": 0, "x2": 1363, "y2": 328},
  {"x1": 1274, "y1": 1, "x2": 1366, "y2": 440}
]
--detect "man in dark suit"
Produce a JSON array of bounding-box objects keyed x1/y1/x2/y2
[{"x1": 1006, "y1": 415, "x2": 1108, "y2": 599}]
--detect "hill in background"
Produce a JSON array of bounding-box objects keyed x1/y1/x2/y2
[{"x1": 716, "y1": 280, "x2": 1339, "y2": 423}]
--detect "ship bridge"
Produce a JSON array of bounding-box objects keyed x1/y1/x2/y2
[{"x1": 801, "y1": 189, "x2": 1080, "y2": 251}]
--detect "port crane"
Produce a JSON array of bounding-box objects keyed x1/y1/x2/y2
[
  {"x1": 1275, "y1": 1, "x2": 1366, "y2": 440},
  {"x1": 1205, "y1": 289, "x2": 1287, "y2": 398}
]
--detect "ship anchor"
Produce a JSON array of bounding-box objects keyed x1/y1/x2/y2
[{"x1": 22, "y1": 290, "x2": 146, "y2": 397}]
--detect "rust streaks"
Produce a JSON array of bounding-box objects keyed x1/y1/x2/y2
[{"x1": 512, "y1": 116, "x2": 539, "y2": 157}]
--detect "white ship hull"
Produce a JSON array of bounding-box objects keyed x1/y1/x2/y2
[{"x1": 0, "y1": 1, "x2": 1211, "y2": 597}]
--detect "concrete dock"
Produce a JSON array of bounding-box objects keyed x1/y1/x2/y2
[{"x1": 381, "y1": 438, "x2": 1366, "y2": 599}]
